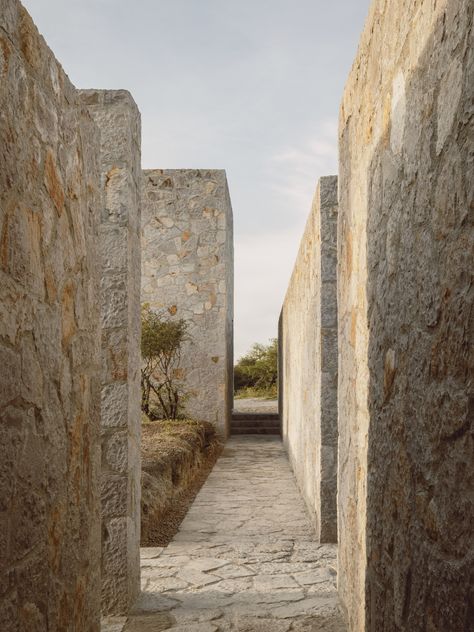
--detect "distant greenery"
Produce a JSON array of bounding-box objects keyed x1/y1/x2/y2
[
  {"x1": 141, "y1": 304, "x2": 191, "y2": 420},
  {"x1": 234, "y1": 339, "x2": 278, "y2": 399}
]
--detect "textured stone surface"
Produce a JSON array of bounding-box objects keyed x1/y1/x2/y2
[
  {"x1": 280, "y1": 177, "x2": 338, "y2": 543},
  {"x1": 141, "y1": 170, "x2": 233, "y2": 437},
  {"x1": 102, "y1": 437, "x2": 346, "y2": 631},
  {"x1": 80, "y1": 90, "x2": 142, "y2": 615},
  {"x1": 0, "y1": 1, "x2": 101, "y2": 629},
  {"x1": 233, "y1": 398, "x2": 278, "y2": 414},
  {"x1": 337, "y1": 1, "x2": 473, "y2": 630}
]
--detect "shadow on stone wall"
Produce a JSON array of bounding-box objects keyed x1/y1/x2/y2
[{"x1": 363, "y1": 4, "x2": 473, "y2": 630}]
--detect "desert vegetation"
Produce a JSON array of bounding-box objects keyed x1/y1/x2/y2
[
  {"x1": 234, "y1": 338, "x2": 278, "y2": 399},
  {"x1": 141, "y1": 304, "x2": 191, "y2": 420}
]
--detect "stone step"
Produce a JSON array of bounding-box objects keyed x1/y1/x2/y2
[
  {"x1": 231, "y1": 419, "x2": 280, "y2": 428},
  {"x1": 230, "y1": 427, "x2": 281, "y2": 435},
  {"x1": 231, "y1": 412, "x2": 280, "y2": 421},
  {"x1": 231, "y1": 411, "x2": 281, "y2": 435}
]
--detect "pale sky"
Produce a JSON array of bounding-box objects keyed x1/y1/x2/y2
[{"x1": 23, "y1": 0, "x2": 370, "y2": 360}]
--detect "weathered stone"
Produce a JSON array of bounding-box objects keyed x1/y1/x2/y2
[
  {"x1": 280, "y1": 176, "x2": 338, "y2": 543},
  {"x1": 127, "y1": 437, "x2": 344, "y2": 629},
  {"x1": 254, "y1": 574, "x2": 300, "y2": 591},
  {"x1": 0, "y1": 2, "x2": 101, "y2": 629},
  {"x1": 337, "y1": 1, "x2": 473, "y2": 630},
  {"x1": 140, "y1": 547, "x2": 165, "y2": 559},
  {"x1": 79, "y1": 89, "x2": 142, "y2": 616},
  {"x1": 141, "y1": 169, "x2": 233, "y2": 437},
  {"x1": 101, "y1": 617, "x2": 127, "y2": 632},
  {"x1": 176, "y1": 568, "x2": 221, "y2": 587},
  {"x1": 187, "y1": 557, "x2": 230, "y2": 572}
]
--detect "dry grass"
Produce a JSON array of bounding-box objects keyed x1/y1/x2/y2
[{"x1": 141, "y1": 418, "x2": 223, "y2": 546}]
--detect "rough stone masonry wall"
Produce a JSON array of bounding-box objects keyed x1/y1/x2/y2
[
  {"x1": 80, "y1": 90, "x2": 142, "y2": 615},
  {"x1": 0, "y1": 1, "x2": 102, "y2": 630},
  {"x1": 142, "y1": 170, "x2": 234, "y2": 438},
  {"x1": 280, "y1": 176, "x2": 338, "y2": 543},
  {"x1": 338, "y1": 1, "x2": 473, "y2": 630}
]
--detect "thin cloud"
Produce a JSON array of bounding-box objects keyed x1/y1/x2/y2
[{"x1": 265, "y1": 119, "x2": 338, "y2": 218}]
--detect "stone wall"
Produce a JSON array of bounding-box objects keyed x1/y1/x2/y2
[
  {"x1": 280, "y1": 176, "x2": 338, "y2": 543},
  {"x1": 141, "y1": 169, "x2": 234, "y2": 438},
  {"x1": 0, "y1": 1, "x2": 102, "y2": 629},
  {"x1": 80, "y1": 90, "x2": 142, "y2": 615},
  {"x1": 337, "y1": 1, "x2": 473, "y2": 630}
]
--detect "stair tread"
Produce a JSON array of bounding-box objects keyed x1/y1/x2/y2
[{"x1": 232, "y1": 412, "x2": 280, "y2": 421}]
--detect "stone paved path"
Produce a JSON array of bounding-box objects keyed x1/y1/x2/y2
[{"x1": 103, "y1": 437, "x2": 346, "y2": 632}]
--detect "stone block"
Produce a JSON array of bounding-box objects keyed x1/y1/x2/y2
[
  {"x1": 80, "y1": 89, "x2": 142, "y2": 615},
  {"x1": 0, "y1": 2, "x2": 102, "y2": 629},
  {"x1": 280, "y1": 176, "x2": 338, "y2": 544},
  {"x1": 101, "y1": 383, "x2": 128, "y2": 429},
  {"x1": 103, "y1": 431, "x2": 129, "y2": 474},
  {"x1": 100, "y1": 275, "x2": 128, "y2": 329},
  {"x1": 101, "y1": 476, "x2": 128, "y2": 519},
  {"x1": 337, "y1": 1, "x2": 473, "y2": 629},
  {"x1": 141, "y1": 169, "x2": 234, "y2": 437},
  {"x1": 101, "y1": 226, "x2": 129, "y2": 274}
]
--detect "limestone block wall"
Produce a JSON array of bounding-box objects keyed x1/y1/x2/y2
[
  {"x1": 280, "y1": 176, "x2": 338, "y2": 543},
  {"x1": 80, "y1": 90, "x2": 142, "y2": 615},
  {"x1": 142, "y1": 170, "x2": 233, "y2": 438},
  {"x1": 0, "y1": 1, "x2": 102, "y2": 629},
  {"x1": 338, "y1": 1, "x2": 473, "y2": 630}
]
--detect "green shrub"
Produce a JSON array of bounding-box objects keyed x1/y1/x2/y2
[{"x1": 234, "y1": 338, "x2": 278, "y2": 398}]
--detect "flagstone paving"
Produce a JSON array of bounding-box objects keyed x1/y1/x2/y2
[{"x1": 102, "y1": 436, "x2": 346, "y2": 631}]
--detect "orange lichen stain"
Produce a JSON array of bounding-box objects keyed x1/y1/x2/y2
[
  {"x1": 111, "y1": 365, "x2": 128, "y2": 381},
  {"x1": 44, "y1": 267, "x2": 57, "y2": 303},
  {"x1": 172, "y1": 368, "x2": 186, "y2": 379},
  {"x1": 365, "y1": 104, "x2": 375, "y2": 144},
  {"x1": 181, "y1": 230, "x2": 191, "y2": 242},
  {"x1": 19, "y1": 7, "x2": 40, "y2": 69},
  {"x1": 383, "y1": 348, "x2": 397, "y2": 400},
  {"x1": 61, "y1": 280, "x2": 77, "y2": 347},
  {"x1": 106, "y1": 342, "x2": 128, "y2": 381},
  {"x1": 382, "y1": 93, "x2": 392, "y2": 147},
  {"x1": 168, "y1": 305, "x2": 177, "y2": 315},
  {"x1": 105, "y1": 165, "x2": 120, "y2": 188},
  {"x1": 58, "y1": 591, "x2": 70, "y2": 631},
  {"x1": 44, "y1": 150, "x2": 65, "y2": 215},
  {"x1": 27, "y1": 209, "x2": 42, "y2": 267},
  {"x1": 73, "y1": 577, "x2": 86, "y2": 629},
  {"x1": 203, "y1": 207, "x2": 217, "y2": 218}
]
